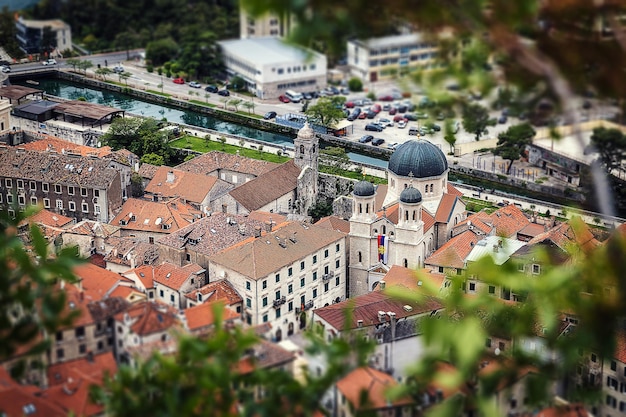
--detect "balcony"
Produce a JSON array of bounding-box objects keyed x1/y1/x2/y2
[
  {"x1": 322, "y1": 271, "x2": 334, "y2": 281},
  {"x1": 272, "y1": 296, "x2": 286, "y2": 308}
]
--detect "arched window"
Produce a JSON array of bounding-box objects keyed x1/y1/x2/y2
[
  {"x1": 412, "y1": 210, "x2": 416, "y2": 221},
  {"x1": 312, "y1": 144, "x2": 316, "y2": 153},
  {"x1": 365, "y1": 203, "x2": 369, "y2": 213},
  {"x1": 403, "y1": 259, "x2": 408, "y2": 268},
  {"x1": 430, "y1": 184, "x2": 434, "y2": 192},
  {"x1": 358, "y1": 252, "x2": 362, "y2": 263},
  {"x1": 405, "y1": 210, "x2": 409, "y2": 221},
  {"x1": 404, "y1": 183, "x2": 408, "y2": 189},
  {"x1": 358, "y1": 203, "x2": 362, "y2": 214},
  {"x1": 382, "y1": 225, "x2": 386, "y2": 234},
  {"x1": 300, "y1": 145, "x2": 304, "y2": 154}
]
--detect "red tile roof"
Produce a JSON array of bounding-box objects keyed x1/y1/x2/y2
[
  {"x1": 379, "y1": 266, "x2": 445, "y2": 291},
  {"x1": 434, "y1": 194, "x2": 461, "y2": 223},
  {"x1": 47, "y1": 351, "x2": 117, "y2": 386},
  {"x1": 184, "y1": 301, "x2": 240, "y2": 332},
  {"x1": 184, "y1": 279, "x2": 242, "y2": 305},
  {"x1": 153, "y1": 262, "x2": 204, "y2": 291},
  {"x1": 425, "y1": 230, "x2": 481, "y2": 269},
  {"x1": 314, "y1": 215, "x2": 351, "y2": 234},
  {"x1": 111, "y1": 197, "x2": 202, "y2": 233},
  {"x1": 115, "y1": 301, "x2": 181, "y2": 336},
  {"x1": 22, "y1": 208, "x2": 73, "y2": 228},
  {"x1": 489, "y1": 204, "x2": 531, "y2": 238},
  {"x1": 336, "y1": 367, "x2": 413, "y2": 410},
  {"x1": 447, "y1": 182, "x2": 464, "y2": 197},
  {"x1": 176, "y1": 150, "x2": 279, "y2": 177},
  {"x1": 39, "y1": 375, "x2": 104, "y2": 417},
  {"x1": 314, "y1": 290, "x2": 443, "y2": 331},
  {"x1": 73, "y1": 263, "x2": 131, "y2": 303},
  {"x1": 0, "y1": 385, "x2": 66, "y2": 417},
  {"x1": 146, "y1": 166, "x2": 218, "y2": 204},
  {"x1": 228, "y1": 160, "x2": 301, "y2": 211},
  {"x1": 528, "y1": 217, "x2": 599, "y2": 253},
  {"x1": 20, "y1": 137, "x2": 112, "y2": 158},
  {"x1": 125, "y1": 264, "x2": 155, "y2": 289}
]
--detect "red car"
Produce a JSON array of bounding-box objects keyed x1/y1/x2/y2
[
  {"x1": 173, "y1": 77, "x2": 185, "y2": 84},
  {"x1": 358, "y1": 112, "x2": 367, "y2": 119},
  {"x1": 378, "y1": 95, "x2": 394, "y2": 101},
  {"x1": 393, "y1": 114, "x2": 408, "y2": 122},
  {"x1": 388, "y1": 107, "x2": 398, "y2": 115},
  {"x1": 371, "y1": 104, "x2": 382, "y2": 113},
  {"x1": 278, "y1": 95, "x2": 291, "y2": 103},
  {"x1": 345, "y1": 101, "x2": 355, "y2": 108}
]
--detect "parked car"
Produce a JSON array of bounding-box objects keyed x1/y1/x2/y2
[
  {"x1": 498, "y1": 115, "x2": 508, "y2": 124},
  {"x1": 409, "y1": 126, "x2": 419, "y2": 136},
  {"x1": 279, "y1": 95, "x2": 291, "y2": 103},
  {"x1": 388, "y1": 107, "x2": 397, "y2": 115},
  {"x1": 366, "y1": 111, "x2": 377, "y2": 119},
  {"x1": 359, "y1": 135, "x2": 373, "y2": 143},
  {"x1": 397, "y1": 120, "x2": 407, "y2": 129},
  {"x1": 396, "y1": 104, "x2": 408, "y2": 113},
  {"x1": 371, "y1": 104, "x2": 382, "y2": 113},
  {"x1": 358, "y1": 111, "x2": 368, "y2": 119},
  {"x1": 173, "y1": 77, "x2": 185, "y2": 84},
  {"x1": 387, "y1": 142, "x2": 398, "y2": 150},
  {"x1": 113, "y1": 65, "x2": 124, "y2": 73},
  {"x1": 205, "y1": 85, "x2": 218, "y2": 93},
  {"x1": 42, "y1": 59, "x2": 57, "y2": 66},
  {"x1": 377, "y1": 118, "x2": 393, "y2": 128},
  {"x1": 431, "y1": 124, "x2": 441, "y2": 131},
  {"x1": 372, "y1": 138, "x2": 385, "y2": 146},
  {"x1": 393, "y1": 114, "x2": 407, "y2": 123},
  {"x1": 263, "y1": 111, "x2": 277, "y2": 120},
  {"x1": 378, "y1": 94, "x2": 394, "y2": 102},
  {"x1": 345, "y1": 101, "x2": 355, "y2": 109},
  {"x1": 365, "y1": 123, "x2": 384, "y2": 132},
  {"x1": 0, "y1": 65, "x2": 10, "y2": 73},
  {"x1": 347, "y1": 108, "x2": 361, "y2": 121},
  {"x1": 404, "y1": 113, "x2": 418, "y2": 121},
  {"x1": 218, "y1": 89, "x2": 230, "y2": 96},
  {"x1": 189, "y1": 81, "x2": 202, "y2": 88}
]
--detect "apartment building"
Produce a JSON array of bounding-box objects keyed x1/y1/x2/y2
[
  {"x1": 16, "y1": 17, "x2": 72, "y2": 56},
  {"x1": 208, "y1": 221, "x2": 347, "y2": 342},
  {"x1": 0, "y1": 147, "x2": 123, "y2": 222}
]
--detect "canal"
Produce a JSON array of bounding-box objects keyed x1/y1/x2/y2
[{"x1": 15, "y1": 78, "x2": 387, "y2": 169}]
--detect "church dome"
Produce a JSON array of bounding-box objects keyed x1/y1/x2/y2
[
  {"x1": 353, "y1": 180, "x2": 375, "y2": 197},
  {"x1": 297, "y1": 121, "x2": 315, "y2": 140},
  {"x1": 388, "y1": 139, "x2": 448, "y2": 178},
  {"x1": 400, "y1": 186, "x2": 422, "y2": 204}
]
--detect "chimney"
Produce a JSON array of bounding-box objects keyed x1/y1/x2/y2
[
  {"x1": 166, "y1": 171, "x2": 175, "y2": 183},
  {"x1": 498, "y1": 239, "x2": 503, "y2": 248},
  {"x1": 265, "y1": 221, "x2": 273, "y2": 232},
  {"x1": 254, "y1": 226, "x2": 262, "y2": 238},
  {"x1": 493, "y1": 245, "x2": 499, "y2": 253},
  {"x1": 379, "y1": 280, "x2": 386, "y2": 290}
]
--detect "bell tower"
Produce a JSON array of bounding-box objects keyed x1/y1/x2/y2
[{"x1": 293, "y1": 121, "x2": 319, "y2": 182}]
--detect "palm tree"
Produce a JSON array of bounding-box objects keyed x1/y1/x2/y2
[
  {"x1": 229, "y1": 98, "x2": 242, "y2": 112},
  {"x1": 242, "y1": 101, "x2": 255, "y2": 114}
]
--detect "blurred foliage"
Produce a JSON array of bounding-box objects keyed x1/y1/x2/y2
[
  {"x1": 305, "y1": 96, "x2": 347, "y2": 127},
  {"x1": 102, "y1": 117, "x2": 175, "y2": 165},
  {"x1": 0, "y1": 207, "x2": 83, "y2": 367}
]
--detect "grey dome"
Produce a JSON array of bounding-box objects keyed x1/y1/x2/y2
[
  {"x1": 388, "y1": 140, "x2": 448, "y2": 178},
  {"x1": 400, "y1": 186, "x2": 422, "y2": 204},
  {"x1": 353, "y1": 180, "x2": 375, "y2": 197}
]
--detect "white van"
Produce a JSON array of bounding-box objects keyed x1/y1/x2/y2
[{"x1": 284, "y1": 90, "x2": 303, "y2": 103}]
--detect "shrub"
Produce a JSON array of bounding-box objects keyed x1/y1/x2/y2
[{"x1": 348, "y1": 77, "x2": 363, "y2": 92}]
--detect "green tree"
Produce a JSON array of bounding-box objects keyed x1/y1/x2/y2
[
  {"x1": 587, "y1": 127, "x2": 626, "y2": 174},
  {"x1": 114, "y1": 30, "x2": 140, "y2": 60},
  {"x1": 40, "y1": 25, "x2": 57, "y2": 57},
  {"x1": 218, "y1": 136, "x2": 227, "y2": 149},
  {"x1": 462, "y1": 102, "x2": 491, "y2": 141},
  {"x1": 228, "y1": 98, "x2": 242, "y2": 112},
  {"x1": 305, "y1": 96, "x2": 346, "y2": 127},
  {"x1": 494, "y1": 122, "x2": 536, "y2": 174},
  {"x1": 77, "y1": 60, "x2": 94, "y2": 75},
  {"x1": 119, "y1": 71, "x2": 132, "y2": 85},
  {"x1": 348, "y1": 77, "x2": 363, "y2": 92},
  {"x1": 229, "y1": 75, "x2": 246, "y2": 92},
  {"x1": 308, "y1": 199, "x2": 334, "y2": 222},
  {"x1": 0, "y1": 8, "x2": 23, "y2": 60},
  {"x1": 242, "y1": 101, "x2": 255, "y2": 114},
  {"x1": 140, "y1": 152, "x2": 165, "y2": 166},
  {"x1": 146, "y1": 37, "x2": 180, "y2": 67},
  {"x1": 321, "y1": 146, "x2": 350, "y2": 174},
  {"x1": 66, "y1": 58, "x2": 81, "y2": 72},
  {"x1": 130, "y1": 172, "x2": 145, "y2": 198},
  {"x1": 95, "y1": 67, "x2": 113, "y2": 81}
]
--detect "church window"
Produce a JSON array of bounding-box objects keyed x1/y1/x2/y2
[
  {"x1": 288, "y1": 199, "x2": 292, "y2": 209},
  {"x1": 358, "y1": 203, "x2": 362, "y2": 214},
  {"x1": 358, "y1": 252, "x2": 362, "y2": 262},
  {"x1": 365, "y1": 204, "x2": 369, "y2": 213},
  {"x1": 403, "y1": 259, "x2": 408, "y2": 267},
  {"x1": 300, "y1": 145, "x2": 305, "y2": 154},
  {"x1": 382, "y1": 225, "x2": 386, "y2": 234},
  {"x1": 405, "y1": 210, "x2": 409, "y2": 221},
  {"x1": 430, "y1": 184, "x2": 434, "y2": 192},
  {"x1": 412, "y1": 210, "x2": 416, "y2": 221},
  {"x1": 312, "y1": 144, "x2": 316, "y2": 153}
]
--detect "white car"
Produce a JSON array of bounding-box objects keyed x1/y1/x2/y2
[
  {"x1": 0, "y1": 65, "x2": 10, "y2": 73},
  {"x1": 377, "y1": 118, "x2": 393, "y2": 128},
  {"x1": 397, "y1": 120, "x2": 407, "y2": 129},
  {"x1": 189, "y1": 81, "x2": 201, "y2": 88},
  {"x1": 42, "y1": 59, "x2": 57, "y2": 66},
  {"x1": 113, "y1": 65, "x2": 124, "y2": 73}
]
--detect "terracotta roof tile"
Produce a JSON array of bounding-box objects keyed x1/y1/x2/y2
[
  {"x1": 447, "y1": 183, "x2": 464, "y2": 197},
  {"x1": 64, "y1": 220, "x2": 120, "y2": 238},
  {"x1": 157, "y1": 212, "x2": 269, "y2": 256},
  {"x1": 228, "y1": 160, "x2": 301, "y2": 211},
  {"x1": 111, "y1": 198, "x2": 202, "y2": 233},
  {"x1": 425, "y1": 230, "x2": 481, "y2": 269},
  {"x1": 73, "y1": 263, "x2": 131, "y2": 303},
  {"x1": 108, "y1": 285, "x2": 144, "y2": 301},
  {"x1": 60, "y1": 284, "x2": 96, "y2": 328},
  {"x1": 434, "y1": 194, "x2": 461, "y2": 223},
  {"x1": 210, "y1": 221, "x2": 345, "y2": 280},
  {"x1": 315, "y1": 215, "x2": 350, "y2": 234},
  {"x1": 103, "y1": 237, "x2": 159, "y2": 267},
  {"x1": 47, "y1": 352, "x2": 117, "y2": 386},
  {"x1": 21, "y1": 208, "x2": 73, "y2": 228},
  {"x1": 153, "y1": 262, "x2": 204, "y2": 291},
  {"x1": 138, "y1": 163, "x2": 159, "y2": 179},
  {"x1": 237, "y1": 339, "x2": 295, "y2": 374},
  {"x1": 0, "y1": 385, "x2": 66, "y2": 417},
  {"x1": 19, "y1": 137, "x2": 112, "y2": 158},
  {"x1": 175, "y1": 151, "x2": 279, "y2": 177},
  {"x1": 517, "y1": 222, "x2": 546, "y2": 239},
  {"x1": 489, "y1": 205, "x2": 530, "y2": 238},
  {"x1": 379, "y1": 265, "x2": 445, "y2": 291},
  {"x1": 528, "y1": 217, "x2": 600, "y2": 252},
  {"x1": 184, "y1": 279, "x2": 242, "y2": 305},
  {"x1": 314, "y1": 290, "x2": 443, "y2": 331},
  {"x1": 115, "y1": 301, "x2": 181, "y2": 336},
  {"x1": 423, "y1": 207, "x2": 435, "y2": 232},
  {"x1": 146, "y1": 166, "x2": 219, "y2": 204},
  {"x1": 184, "y1": 301, "x2": 240, "y2": 332},
  {"x1": 39, "y1": 375, "x2": 104, "y2": 416},
  {"x1": 86, "y1": 297, "x2": 129, "y2": 322},
  {"x1": 336, "y1": 367, "x2": 413, "y2": 410}
]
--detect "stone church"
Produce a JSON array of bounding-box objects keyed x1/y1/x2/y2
[{"x1": 347, "y1": 140, "x2": 466, "y2": 297}]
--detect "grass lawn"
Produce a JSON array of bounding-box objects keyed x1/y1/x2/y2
[
  {"x1": 171, "y1": 136, "x2": 290, "y2": 164},
  {"x1": 189, "y1": 99, "x2": 216, "y2": 108},
  {"x1": 147, "y1": 90, "x2": 171, "y2": 97}
]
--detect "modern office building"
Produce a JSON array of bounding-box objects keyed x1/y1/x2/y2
[{"x1": 218, "y1": 37, "x2": 327, "y2": 99}]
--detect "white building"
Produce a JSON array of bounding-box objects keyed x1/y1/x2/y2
[
  {"x1": 347, "y1": 33, "x2": 439, "y2": 82},
  {"x1": 16, "y1": 17, "x2": 72, "y2": 57},
  {"x1": 208, "y1": 220, "x2": 347, "y2": 342},
  {"x1": 349, "y1": 140, "x2": 466, "y2": 296},
  {"x1": 217, "y1": 37, "x2": 327, "y2": 99}
]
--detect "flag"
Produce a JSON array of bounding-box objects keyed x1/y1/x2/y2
[{"x1": 377, "y1": 235, "x2": 388, "y2": 264}]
